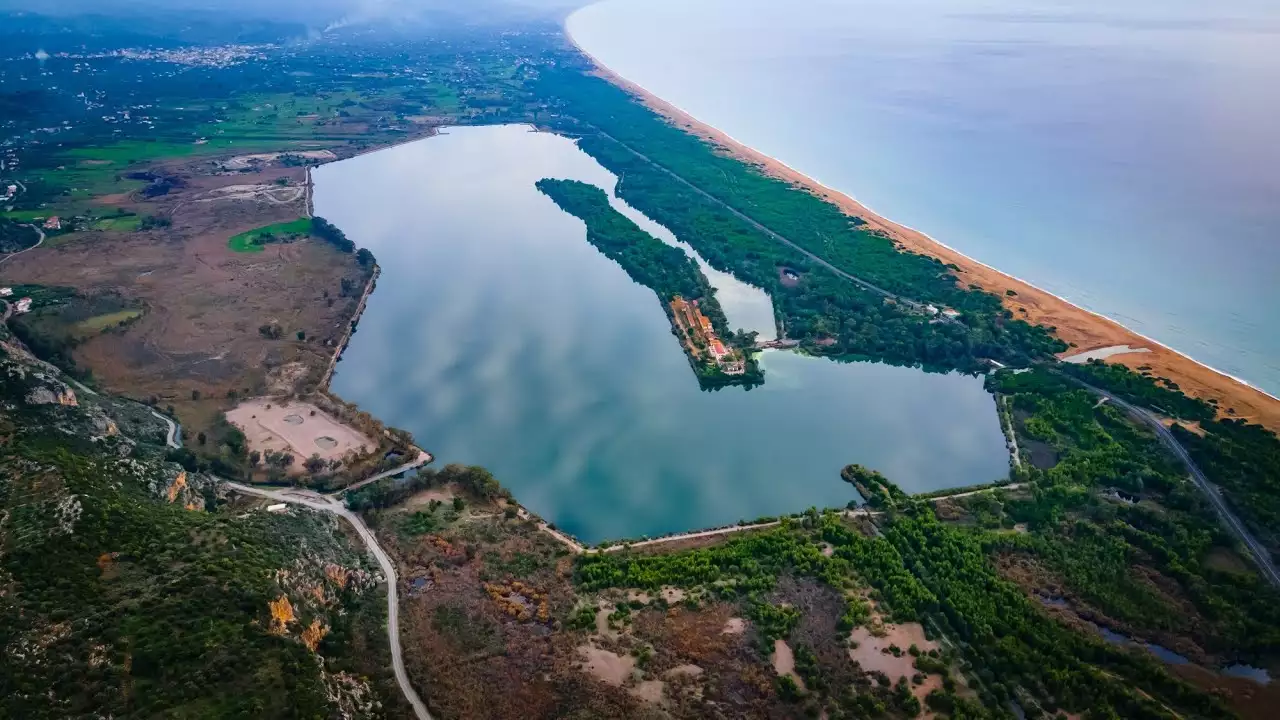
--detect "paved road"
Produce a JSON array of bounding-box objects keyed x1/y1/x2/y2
[
  {"x1": 224, "y1": 482, "x2": 433, "y2": 719},
  {"x1": 151, "y1": 411, "x2": 181, "y2": 449},
  {"x1": 1066, "y1": 375, "x2": 1280, "y2": 588},
  {"x1": 0, "y1": 224, "x2": 45, "y2": 268},
  {"x1": 592, "y1": 128, "x2": 952, "y2": 321}
]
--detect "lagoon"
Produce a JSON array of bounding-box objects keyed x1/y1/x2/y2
[{"x1": 315, "y1": 125, "x2": 1007, "y2": 543}]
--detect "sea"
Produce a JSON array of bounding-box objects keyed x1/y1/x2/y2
[{"x1": 568, "y1": 0, "x2": 1280, "y2": 397}]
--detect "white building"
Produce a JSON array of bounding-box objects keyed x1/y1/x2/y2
[
  {"x1": 0, "y1": 287, "x2": 11, "y2": 297},
  {"x1": 266, "y1": 503, "x2": 288, "y2": 513}
]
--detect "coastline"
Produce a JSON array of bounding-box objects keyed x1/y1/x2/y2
[{"x1": 566, "y1": 33, "x2": 1280, "y2": 433}]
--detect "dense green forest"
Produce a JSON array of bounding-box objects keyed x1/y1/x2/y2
[
  {"x1": 1176, "y1": 418, "x2": 1280, "y2": 561},
  {"x1": 536, "y1": 178, "x2": 762, "y2": 385},
  {"x1": 1057, "y1": 361, "x2": 1280, "y2": 560},
  {"x1": 536, "y1": 179, "x2": 719, "y2": 311},
  {"x1": 984, "y1": 369, "x2": 1280, "y2": 661},
  {"x1": 0, "y1": 343, "x2": 401, "y2": 717},
  {"x1": 538, "y1": 68, "x2": 1066, "y2": 373}
]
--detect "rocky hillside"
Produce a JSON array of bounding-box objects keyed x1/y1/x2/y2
[{"x1": 0, "y1": 328, "x2": 405, "y2": 718}]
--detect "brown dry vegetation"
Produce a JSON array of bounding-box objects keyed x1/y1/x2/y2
[
  {"x1": 368, "y1": 485, "x2": 960, "y2": 720},
  {"x1": 371, "y1": 490, "x2": 650, "y2": 719},
  {"x1": 0, "y1": 159, "x2": 371, "y2": 441}
]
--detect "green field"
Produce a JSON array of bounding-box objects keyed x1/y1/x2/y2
[
  {"x1": 90, "y1": 214, "x2": 142, "y2": 232},
  {"x1": 228, "y1": 217, "x2": 312, "y2": 252},
  {"x1": 73, "y1": 309, "x2": 142, "y2": 334}
]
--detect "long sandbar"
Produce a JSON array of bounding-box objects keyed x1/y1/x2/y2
[{"x1": 568, "y1": 37, "x2": 1280, "y2": 434}]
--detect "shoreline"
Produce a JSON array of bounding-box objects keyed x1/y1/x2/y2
[{"x1": 565, "y1": 31, "x2": 1280, "y2": 433}]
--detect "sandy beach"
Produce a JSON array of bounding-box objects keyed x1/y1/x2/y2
[{"x1": 570, "y1": 41, "x2": 1280, "y2": 434}]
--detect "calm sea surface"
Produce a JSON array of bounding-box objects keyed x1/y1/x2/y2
[
  {"x1": 569, "y1": 0, "x2": 1280, "y2": 397},
  {"x1": 314, "y1": 125, "x2": 1008, "y2": 543}
]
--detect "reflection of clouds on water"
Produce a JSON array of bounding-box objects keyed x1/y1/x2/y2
[{"x1": 317, "y1": 125, "x2": 1007, "y2": 543}]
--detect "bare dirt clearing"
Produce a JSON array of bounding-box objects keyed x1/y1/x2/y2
[
  {"x1": 217, "y1": 150, "x2": 337, "y2": 171},
  {"x1": 849, "y1": 621, "x2": 940, "y2": 698},
  {"x1": 227, "y1": 398, "x2": 372, "y2": 466},
  {"x1": 578, "y1": 644, "x2": 636, "y2": 686}
]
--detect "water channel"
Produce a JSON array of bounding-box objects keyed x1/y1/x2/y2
[{"x1": 315, "y1": 124, "x2": 1009, "y2": 543}]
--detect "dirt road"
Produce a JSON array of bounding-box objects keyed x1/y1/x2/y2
[
  {"x1": 339, "y1": 450, "x2": 434, "y2": 493},
  {"x1": 224, "y1": 482, "x2": 433, "y2": 720},
  {"x1": 529, "y1": 482, "x2": 1027, "y2": 555}
]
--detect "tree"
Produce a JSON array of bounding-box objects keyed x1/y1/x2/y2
[
  {"x1": 296, "y1": 330, "x2": 306, "y2": 341},
  {"x1": 304, "y1": 454, "x2": 325, "y2": 474},
  {"x1": 249, "y1": 450, "x2": 261, "y2": 466}
]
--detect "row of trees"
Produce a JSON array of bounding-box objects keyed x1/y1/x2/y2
[
  {"x1": 538, "y1": 68, "x2": 1067, "y2": 373},
  {"x1": 536, "y1": 178, "x2": 762, "y2": 386},
  {"x1": 311, "y1": 216, "x2": 375, "y2": 267}
]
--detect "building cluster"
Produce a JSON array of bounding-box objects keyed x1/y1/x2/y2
[
  {"x1": 671, "y1": 296, "x2": 746, "y2": 376},
  {"x1": 2, "y1": 288, "x2": 32, "y2": 314},
  {"x1": 43, "y1": 45, "x2": 273, "y2": 68}
]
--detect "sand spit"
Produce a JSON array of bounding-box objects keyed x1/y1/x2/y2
[
  {"x1": 1062, "y1": 345, "x2": 1152, "y2": 364},
  {"x1": 569, "y1": 39, "x2": 1280, "y2": 433}
]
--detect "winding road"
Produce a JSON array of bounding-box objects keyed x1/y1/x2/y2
[
  {"x1": 0, "y1": 223, "x2": 45, "y2": 268},
  {"x1": 224, "y1": 482, "x2": 433, "y2": 720},
  {"x1": 1066, "y1": 374, "x2": 1280, "y2": 588},
  {"x1": 151, "y1": 411, "x2": 181, "y2": 449}
]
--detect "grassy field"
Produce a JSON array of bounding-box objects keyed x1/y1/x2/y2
[
  {"x1": 228, "y1": 217, "x2": 312, "y2": 252},
  {"x1": 90, "y1": 214, "x2": 142, "y2": 232},
  {"x1": 73, "y1": 309, "x2": 142, "y2": 334}
]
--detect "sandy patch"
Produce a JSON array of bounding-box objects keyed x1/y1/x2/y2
[
  {"x1": 849, "y1": 623, "x2": 938, "y2": 682},
  {"x1": 1062, "y1": 344, "x2": 1151, "y2": 363},
  {"x1": 661, "y1": 586, "x2": 686, "y2": 603},
  {"x1": 630, "y1": 679, "x2": 666, "y2": 704},
  {"x1": 722, "y1": 617, "x2": 746, "y2": 635},
  {"x1": 226, "y1": 398, "x2": 372, "y2": 465},
  {"x1": 575, "y1": 44, "x2": 1280, "y2": 434},
  {"x1": 578, "y1": 644, "x2": 635, "y2": 686},
  {"x1": 772, "y1": 639, "x2": 805, "y2": 688},
  {"x1": 595, "y1": 603, "x2": 616, "y2": 636},
  {"x1": 406, "y1": 488, "x2": 456, "y2": 507},
  {"x1": 664, "y1": 664, "x2": 704, "y2": 679}
]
